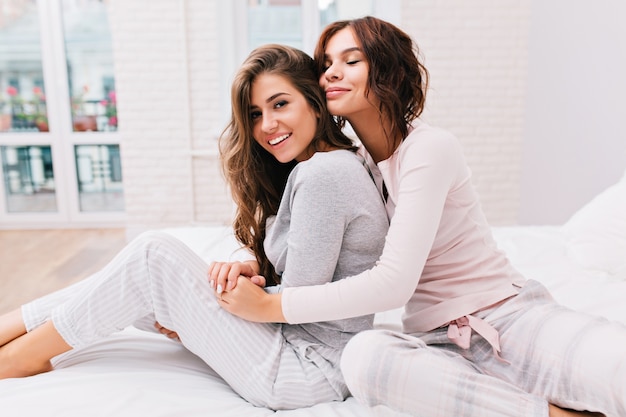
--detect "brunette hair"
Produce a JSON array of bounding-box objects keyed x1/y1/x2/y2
[
  {"x1": 219, "y1": 44, "x2": 356, "y2": 285},
  {"x1": 314, "y1": 16, "x2": 429, "y2": 145}
]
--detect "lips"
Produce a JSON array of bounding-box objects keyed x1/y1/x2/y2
[
  {"x1": 325, "y1": 87, "x2": 350, "y2": 99},
  {"x1": 268, "y1": 133, "x2": 291, "y2": 146}
]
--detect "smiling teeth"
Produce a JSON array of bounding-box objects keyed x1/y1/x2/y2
[{"x1": 269, "y1": 134, "x2": 290, "y2": 145}]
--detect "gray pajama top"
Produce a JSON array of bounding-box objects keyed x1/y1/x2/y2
[{"x1": 264, "y1": 149, "x2": 389, "y2": 350}]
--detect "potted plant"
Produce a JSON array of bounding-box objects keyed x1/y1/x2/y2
[
  {"x1": 1, "y1": 86, "x2": 50, "y2": 131},
  {"x1": 32, "y1": 86, "x2": 49, "y2": 132},
  {"x1": 100, "y1": 90, "x2": 117, "y2": 129},
  {"x1": 72, "y1": 85, "x2": 97, "y2": 132},
  {"x1": 0, "y1": 97, "x2": 11, "y2": 132}
]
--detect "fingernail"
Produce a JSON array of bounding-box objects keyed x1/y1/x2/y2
[
  {"x1": 210, "y1": 280, "x2": 214, "y2": 289},
  {"x1": 217, "y1": 284, "x2": 223, "y2": 294}
]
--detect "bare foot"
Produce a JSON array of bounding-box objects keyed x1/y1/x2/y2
[
  {"x1": 0, "y1": 341, "x2": 53, "y2": 379},
  {"x1": 0, "y1": 320, "x2": 70, "y2": 379},
  {"x1": 549, "y1": 404, "x2": 605, "y2": 417},
  {"x1": 0, "y1": 309, "x2": 27, "y2": 347}
]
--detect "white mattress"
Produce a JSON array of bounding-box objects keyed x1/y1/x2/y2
[{"x1": 1, "y1": 220, "x2": 625, "y2": 416}]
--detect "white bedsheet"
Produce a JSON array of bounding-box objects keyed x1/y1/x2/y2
[{"x1": 1, "y1": 224, "x2": 625, "y2": 416}]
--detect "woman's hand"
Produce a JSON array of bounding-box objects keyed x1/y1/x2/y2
[
  {"x1": 208, "y1": 260, "x2": 264, "y2": 294},
  {"x1": 217, "y1": 277, "x2": 285, "y2": 323}
]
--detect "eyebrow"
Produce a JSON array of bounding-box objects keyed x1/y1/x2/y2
[
  {"x1": 249, "y1": 92, "x2": 291, "y2": 110},
  {"x1": 265, "y1": 92, "x2": 290, "y2": 103},
  {"x1": 325, "y1": 47, "x2": 362, "y2": 58}
]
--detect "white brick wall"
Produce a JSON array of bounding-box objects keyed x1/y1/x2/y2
[
  {"x1": 401, "y1": 0, "x2": 530, "y2": 225},
  {"x1": 109, "y1": 0, "x2": 531, "y2": 234},
  {"x1": 109, "y1": 0, "x2": 232, "y2": 237}
]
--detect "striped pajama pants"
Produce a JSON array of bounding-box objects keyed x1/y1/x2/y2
[
  {"x1": 21, "y1": 231, "x2": 345, "y2": 410},
  {"x1": 341, "y1": 280, "x2": 626, "y2": 417}
]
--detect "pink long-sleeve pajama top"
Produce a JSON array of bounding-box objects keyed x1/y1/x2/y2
[{"x1": 282, "y1": 120, "x2": 526, "y2": 351}]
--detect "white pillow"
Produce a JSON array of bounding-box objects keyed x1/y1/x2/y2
[{"x1": 562, "y1": 171, "x2": 626, "y2": 275}]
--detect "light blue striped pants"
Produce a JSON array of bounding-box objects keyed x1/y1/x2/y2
[
  {"x1": 22, "y1": 231, "x2": 345, "y2": 410},
  {"x1": 341, "y1": 280, "x2": 626, "y2": 417}
]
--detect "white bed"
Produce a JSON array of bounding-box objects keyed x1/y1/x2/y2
[{"x1": 1, "y1": 173, "x2": 625, "y2": 416}]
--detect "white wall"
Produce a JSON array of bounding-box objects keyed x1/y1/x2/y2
[
  {"x1": 402, "y1": 0, "x2": 530, "y2": 226},
  {"x1": 519, "y1": 0, "x2": 626, "y2": 225},
  {"x1": 112, "y1": 0, "x2": 626, "y2": 233},
  {"x1": 109, "y1": 0, "x2": 234, "y2": 238},
  {"x1": 109, "y1": 0, "x2": 533, "y2": 234}
]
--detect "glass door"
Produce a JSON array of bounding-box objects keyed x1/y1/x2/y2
[{"x1": 0, "y1": 0, "x2": 125, "y2": 228}]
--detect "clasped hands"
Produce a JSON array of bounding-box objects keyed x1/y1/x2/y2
[
  {"x1": 208, "y1": 260, "x2": 266, "y2": 297},
  {"x1": 209, "y1": 261, "x2": 275, "y2": 320}
]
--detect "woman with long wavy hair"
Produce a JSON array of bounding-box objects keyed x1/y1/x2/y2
[{"x1": 0, "y1": 44, "x2": 388, "y2": 411}]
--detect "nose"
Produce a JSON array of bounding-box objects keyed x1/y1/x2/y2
[
  {"x1": 324, "y1": 63, "x2": 341, "y2": 81},
  {"x1": 261, "y1": 114, "x2": 278, "y2": 133}
]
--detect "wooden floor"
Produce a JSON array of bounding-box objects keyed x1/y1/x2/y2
[{"x1": 0, "y1": 228, "x2": 128, "y2": 314}]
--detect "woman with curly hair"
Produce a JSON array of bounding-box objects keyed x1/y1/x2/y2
[{"x1": 217, "y1": 17, "x2": 623, "y2": 417}]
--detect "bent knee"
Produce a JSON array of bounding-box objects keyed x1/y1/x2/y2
[
  {"x1": 341, "y1": 330, "x2": 429, "y2": 403},
  {"x1": 342, "y1": 330, "x2": 425, "y2": 372},
  {"x1": 133, "y1": 230, "x2": 178, "y2": 247},
  {"x1": 342, "y1": 331, "x2": 384, "y2": 370},
  {"x1": 131, "y1": 231, "x2": 193, "y2": 257}
]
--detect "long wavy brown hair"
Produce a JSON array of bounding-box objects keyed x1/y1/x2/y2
[
  {"x1": 314, "y1": 16, "x2": 429, "y2": 149},
  {"x1": 219, "y1": 44, "x2": 356, "y2": 286}
]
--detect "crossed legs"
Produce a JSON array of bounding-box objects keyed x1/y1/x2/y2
[{"x1": 341, "y1": 280, "x2": 622, "y2": 417}]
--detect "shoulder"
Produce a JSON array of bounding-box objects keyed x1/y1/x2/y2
[
  {"x1": 404, "y1": 121, "x2": 460, "y2": 154},
  {"x1": 288, "y1": 150, "x2": 375, "y2": 199},
  {"x1": 397, "y1": 121, "x2": 465, "y2": 168},
  {"x1": 302, "y1": 149, "x2": 363, "y2": 171},
  {"x1": 293, "y1": 150, "x2": 365, "y2": 182}
]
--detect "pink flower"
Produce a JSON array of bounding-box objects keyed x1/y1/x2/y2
[
  {"x1": 6, "y1": 86, "x2": 18, "y2": 96},
  {"x1": 100, "y1": 99, "x2": 109, "y2": 106},
  {"x1": 108, "y1": 91, "x2": 116, "y2": 102},
  {"x1": 33, "y1": 87, "x2": 46, "y2": 102}
]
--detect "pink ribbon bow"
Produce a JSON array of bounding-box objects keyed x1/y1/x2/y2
[{"x1": 447, "y1": 315, "x2": 509, "y2": 363}]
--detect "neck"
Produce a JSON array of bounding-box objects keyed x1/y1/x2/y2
[
  {"x1": 348, "y1": 114, "x2": 401, "y2": 163},
  {"x1": 297, "y1": 141, "x2": 339, "y2": 162}
]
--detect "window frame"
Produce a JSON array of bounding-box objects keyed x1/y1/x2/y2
[
  {"x1": 217, "y1": 0, "x2": 400, "y2": 128},
  {"x1": 0, "y1": 0, "x2": 125, "y2": 228}
]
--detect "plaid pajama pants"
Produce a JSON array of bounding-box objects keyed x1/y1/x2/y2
[{"x1": 341, "y1": 279, "x2": 626, "y2": 417}]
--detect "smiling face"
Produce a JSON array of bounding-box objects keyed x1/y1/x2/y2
[
  {"x1": 250, "y1": 73, "x2": 320, "y2": 163},
  {"x1": 319, "y1": 27, "x2": 375, "y2": 121}
]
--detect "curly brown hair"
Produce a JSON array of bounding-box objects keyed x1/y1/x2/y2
[
  {"x1": 219, "y1": 44, "x2": 356, "y2": 285},
  {"x1": 314, "y1": 16, "x2": 429, "y2": 147}
]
